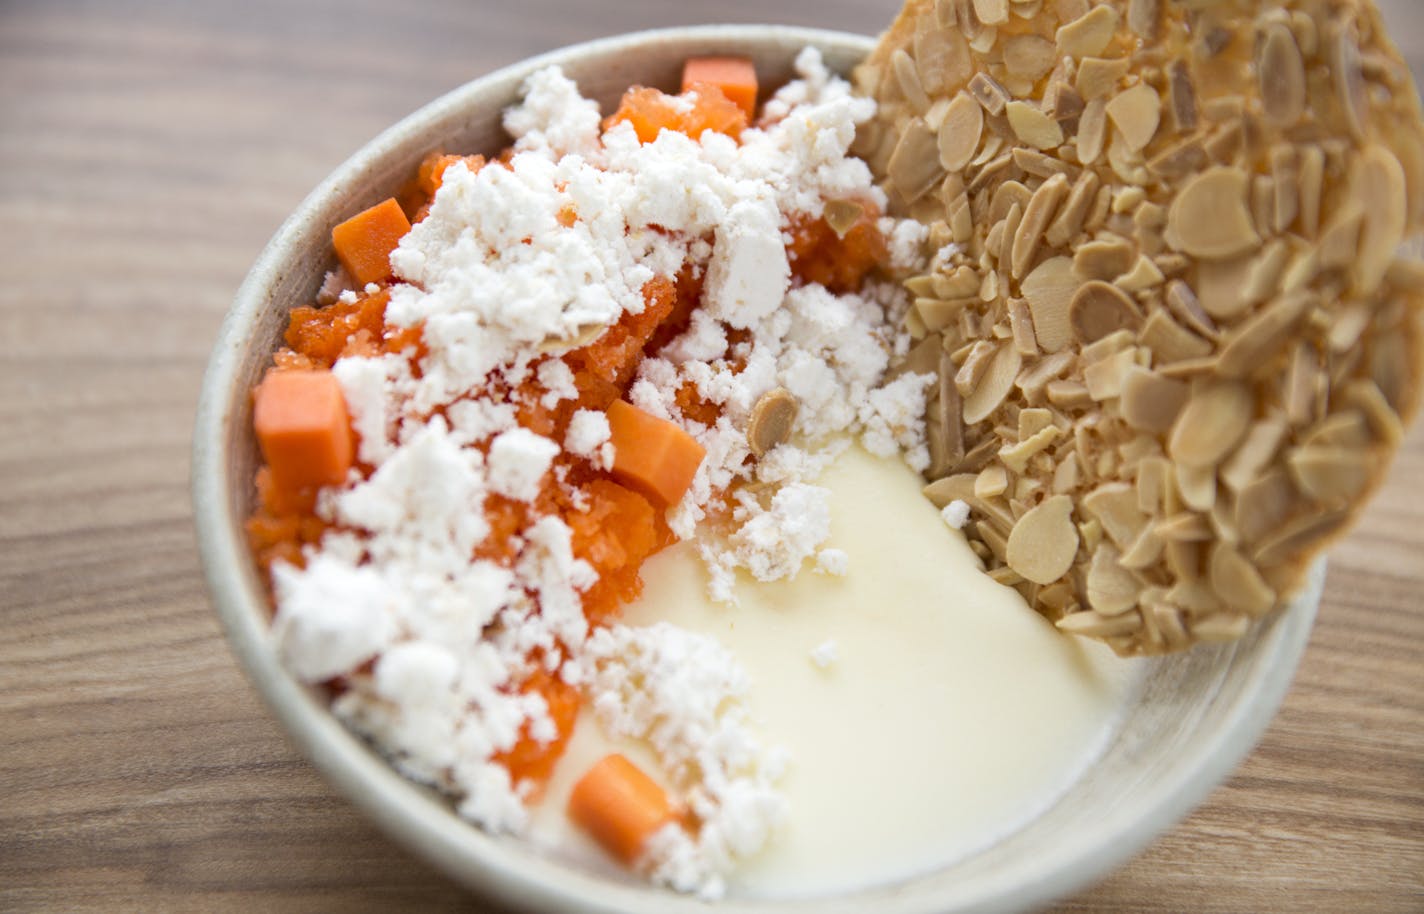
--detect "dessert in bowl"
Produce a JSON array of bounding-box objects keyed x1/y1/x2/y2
[{"x1": 193, "y1": 8, "x2": 1421, "y2": 910}]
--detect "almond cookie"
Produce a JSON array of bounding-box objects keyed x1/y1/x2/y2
[{"x1": 858, "y1": 0, "x2": 1424, "y2": 654}]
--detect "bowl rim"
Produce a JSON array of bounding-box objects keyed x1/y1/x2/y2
[{"x1": 191, "y1": 23, "x2": 1322, "y2": 914}]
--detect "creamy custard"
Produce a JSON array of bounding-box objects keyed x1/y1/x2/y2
[{"x1": 532, "y1": 446, "x2": 1141, "y2": 896}]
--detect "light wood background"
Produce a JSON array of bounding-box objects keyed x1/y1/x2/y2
[{"x1": 1, "y1": 1, "x2": 1420, "y2": 911}]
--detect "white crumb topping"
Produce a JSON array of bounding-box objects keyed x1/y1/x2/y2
[
  {"x1": 882, "y1": 217, "x2": 930, "y2": 272},
  {"x1": 268, "y1": 48, "x2": 929, "y2": 888},
  {"x1": 537, "y1": 357, "x2": 578, "y2": 409},
  {"x1": 272, "y1": 555, "x2": 394, "y2": 682},
  {"x1": 487, "y1": 427, "x2": 560, "y2": 503},
  {"x1": 942, "y1": 499, "x2": 972, "y2": 530},
  {"x1": 582, "y1": 623, "x2": 789, "y2": 898},
  {"x1": 815, "y1": 548, "x2": 848, "y2": 576},
  {"x1": 564, "y1": 409, "x2": 612, "y2": 469},
  {"x1": 725, "y1": 482, "x2": 832, "y2": 583},
  {"x1": 503, "y1": 66, "x2": 603, "y2": 159},
  {"x1": 809, "y1": 639, "x2": 839, "y2": 669}
]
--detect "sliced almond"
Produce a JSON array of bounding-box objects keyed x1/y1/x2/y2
[
  {"x1": 1056, "y1": 5, "x2": 1118, "y2": 58},
  {"x1": 1332, "y1": 20, "x2": 1367, "y2": 139},
  {"x1": 1057, "y1": 609, "x2": 1143, "y2": 638},
  {"x1": 1344, "y1": 378, "x2": 1406, "y2": 446},
  {"x1": 1155, "y1": 512, "x2": 1213, "y2": 542},
  {"x1": 1000, "y1": 425, "x2": 1061, "y2": 473},
  {"x1": 972, "y1": 0, "x2": 1010, "y2": 26},
  {"x1": 1047, "y1": 379, "x2": 1093, "y2": 409},
  {"x1": 1076, "y1": 56, "x2": 1131, "y2": 101},
  {"x1": 1127, "y1": 0, "x2": 1160, "y2": 40},
  {"x1": 1286, "y1": 445, "x2": 1374, "y2": 505},
  {"x1": 1069, "y1": 280, "x2": 1143, "y2": 343},
  {"x1": 915, "y1": 19, "x2": 973, "y2": 95},
  {"x1": 539, "y1": 321, "x2": 609, "y2": 353},
  {"x1": 1298, "y1": 145, "x2": 1325, "y2": 237},
  {"x1": 1008, "y1": 298, "x2": 1039, "y2": 355},
  {"x1": 1082, "y1": 481, "x2": 1146, "y2": 549},
  {"x1": 1215, "y1": 290, "x2": 1316, "y2": 379},
  {"x1": 938, "y1": 92, "x2": 985, "y2": 172},
  {"x1": 1120, "y1": 368, "x2": 1189, "y2": 434},
  {"x1": 888, "y1": 118, "x2": 945, "y2": 203},
  {"x1": 1220, "y1": 415, "x2": 1289, "y2": 494},
  {"x1": 1073, "y1": 238, "x2": 1134, "y2": 281},
  {"x1": 963, "y1": 343, "x2": 1024, "y2": 424},
  {"x1": 955, "y1": 339, "x2": 998, "y2": 397},
  {"x1": 1168, "y1": 380, "x2": 1252, "y2": 468},
  {"x1": 1011, "y1": 173, "x2": 1069, "y2": 279},
  {"x1": 1114, "y1": 254, "x2": 1164, "y2": 293},
  {"x1": 1150, "y1": 601, "x2": 1189, "y2": 651},
  {"x1": 967, "y1": 71, "x2": 1011, "y2": 116},
  {"x1": 1080, "y1": 327, "x2": 1135, "y2": 366},
  {"x1": 1019, "y1": 256, "x2": 1078, "y2": 352},
  {"x1": 1119, "y1": 524, "x2": 1165, "y2": 569},
  {"x1": 1045, "y1": 170, "x2": 1101, "y2": 247},
  {"x1": 1006, "y1": 494, "x2": 1079, "y2": 584},
  {"x1": 747, "y1": 388, "x2": 798, "y2": 457},
  {"x1": 1106, "y1": 84, "x2": 1161, "y2": 152},
  {"x1": 1166, "y1": 166, "x2": 1262, "y2": 260},
  {"x1": 976, "y1": 464, "x2": 1010, "y2": 499},
  {"x1": 892, "y1": 48, "x2": 931, "y2": 114},
  {"x1": 1016, "y1": 348, "x2": 1074, "y2": 401},
  {"x1": 1166, "y1": 60, "x2": 1197, "y2": 133},
  {"x1": 1139, "y1": 309, "x2": 1213, "y2": 363},
  {"x1": 1190, "y1": 612, "x2": 1251, "y2": 642},
  {"x1": 1146, "y1": 135, "x2": 1206, "y2": 180},
  {"x1": 1087, "y1": 544, "x2": 1141, "y2": 615},
  {"x1": 1077, "y1": 97, "x2": 1109, "y2": 164},
  {"x1": 923, "y1": 473, "x2": 978, "y2": 508},
  {"x1": 1013, "y1": 147, "x2": 1078, "y2": 180},
  {"x1": 1003, "y1": 34, "x2": 1057, "y2": 81},
  {"x1": 1350, "y1": 144, "x2": 1408, "y2": 296},
  {"x1": 1164, "y1": 280, "x2": 1218, "y2": 339},
  {"x1": 1235, "y1": 467, "x2": 1299, "y2": 545},
  {"x1": 1257, "y1": 21, "x2": 1307, "y2": 127},
  {"x1": 823, "y1": 200, "x2": 865, "y2": 239},
  {"x1": 1174, "y1": 461, "x2": 1216, "y2": 513},
  {"x1": 1252, "y1": 508, "x2": 1349, "y2": 568},
  {"x1": 1006, "y1": 100, "x2": 1065, "y2": 151}
]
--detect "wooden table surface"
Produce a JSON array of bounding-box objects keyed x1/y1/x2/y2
[{"x1": 2, "y1": 1, "x2": 1421, "y2": 911}]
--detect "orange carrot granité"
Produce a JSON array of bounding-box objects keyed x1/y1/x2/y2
[
  {"x1": 494, "y1": 666, "x2": 581, "y2": 799},
  {"x1": 607, "y1": 84, "x2": 749, "y2": 144},
  {"x1": 681, "y1": 56, "x2": 759, "y2": 119},
  {"x1": 331, "y1": 197, "x2": 411, "y2": 286},
  {"x1": 252, "y1": 368, "x2": 355, "y2": 492},
  {"x1": 568, "y1": 754, "x2": 680, "y2": 865},
  {"x1": 786, "y1": 200, "x2": 888, "y2": 292},
  {"x1": 605, "y1": 400, "x2": 706, "y2": 508}
]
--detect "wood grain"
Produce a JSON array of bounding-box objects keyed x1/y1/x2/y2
[{"x1": 0, "y1": 1, "x2": 1420, "y2": 911}]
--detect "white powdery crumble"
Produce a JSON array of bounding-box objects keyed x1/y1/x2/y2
[
  {"x1": 265, "y1": 47, "x2": 931, "y2": 891},
  {"x1": 941, "y1": 499, "x2": 972, "y2": 530},
  {"x1": 564, "y1": 408, "x2": 612, "y2": 469},
  {"x1": 487, "y1": 427, "x2": 560, "y2": 503},
  {"x1": 582, "y1": 623, "x2": 789, "y2": 899},
  {"x1": 809, "y1": 639, "x2": 839, "y2": 670}
]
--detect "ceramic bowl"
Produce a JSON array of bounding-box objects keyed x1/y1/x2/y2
[{"x1": 191, "y1": 24, "x2": 1323, "y2": 914}]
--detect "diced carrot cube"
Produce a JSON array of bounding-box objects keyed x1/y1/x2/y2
[
  {"x1": 568, "y1": 754, "x2": 678, "y2": 865},
  {"x1": 681, "y1": 56, "x2": 759, "y2": 118},
  {"x1": 253, "y1": 369, "x2": 354, "y2": 491},
  {"x1": 331, "y1": 197, "x2": 410, "y2": 286},
  {"x1": 605, "y1": 400, "x2": 705, "y2": 508}
]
